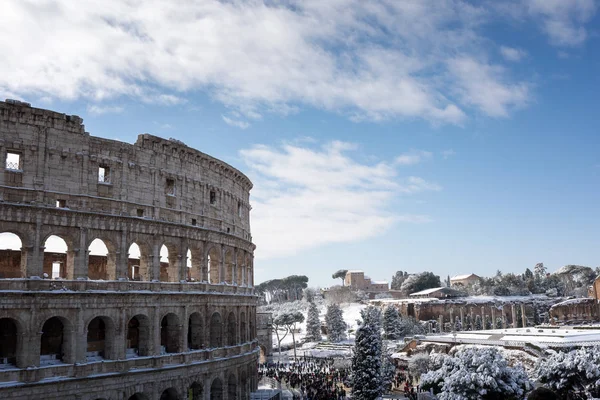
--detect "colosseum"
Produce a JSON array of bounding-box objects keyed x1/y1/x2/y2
[{"x1": 0, "y1": 100, "x2": 259, "y2": 400}]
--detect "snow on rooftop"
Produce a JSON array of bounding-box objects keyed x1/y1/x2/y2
[
  {"x1": 372, "y1": 280, "x2": 388, "y2": 285},
  {"x1": 451, "y1": 274, "x2": 477, "y2": 280},
  {"x1": 409, "y1": 287, "x2": 447, "y2": 296}
]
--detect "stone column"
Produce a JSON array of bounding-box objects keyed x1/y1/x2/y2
[
  {"x1": 153, "y1": 306, "x2": 161, "y2": 355},
  {"x1": 151, "y1": 243, "x2": 161, "y2": 281},
  {"x1": 460, "y1": 308, "x2": 464, "y2": 327},
  {"x1": 25, "y1": 217, "x2": 44, "y2": 277},
  {"x1": 521, "y1": 304, "x2": 527, "y2": 328},
  {"x1": 182, "y1": 306, "x2": 189, "y2": 352},
  {"x1": 220, "y1": 245, "x2": 225, "y2": 284},
  {"x1": 116, "y1": 230, "x2": 129, "y2": 280},
  {"x1": 511, "y1": 304, "x2": 517, "y2": 328},
  {"x1": 438, "y1": 315, "x2": 443, "y2": 333},
  {"x1": 491, "y1": 307, "x2": 496, "y2": 328},
  {"x1": 73, "y1": 228, "x2": 88, "y2": 279},
  {"x1": 75, "y1": 308, "x2": 87, "y2": 363}
]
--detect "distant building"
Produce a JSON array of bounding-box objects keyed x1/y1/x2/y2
[
  {"x1": 409, "y1": 286, "x2": 466, "y2": 299},
  {"x1": 344, "y1": 270, "x2": 389, "y2": 292},
  {"x1": 450, "y1": 273, "x2": 481, "y2": 287}
]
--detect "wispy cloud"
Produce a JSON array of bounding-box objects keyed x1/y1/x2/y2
[
  {"x1": 0, "y1": 0, "x2": 560, "y2": 124},
  {"x1": 500, "y1": 46, "x2": 527, "y2": 62},
  {"x1": 441, "y1": 149, "x2": 456, "y2": 159},
  {"x1": 394, "y1": 150, "x2": 433, "y2": 166},
  {"x1": 222, "y1": 115, "x2": 250, "y2": 130},
  {"x1": 241, "y1": 140, "x2": 439, "y2": 259},
  {"x1": 86, "y1": 104, "x2": 124, "y2": 115}
]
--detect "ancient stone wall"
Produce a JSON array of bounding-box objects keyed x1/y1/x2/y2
[{"x1": 0, "y1": 101, "x2": 259, "y2": 400}]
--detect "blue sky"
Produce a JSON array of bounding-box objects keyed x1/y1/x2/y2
[{"x1": 1, "y1": 0, "x2": 599, "y2": 287}]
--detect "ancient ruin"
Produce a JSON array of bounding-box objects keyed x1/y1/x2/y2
[{"x1": 0, "y1": 100, "x2": 258, "y2": 399}]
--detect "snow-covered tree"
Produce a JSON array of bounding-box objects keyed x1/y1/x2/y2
[
  {"x1": 273, "y1": 312, "x2": 305, "y2": 359},
  {"x1": 383, "y1": 306, "x2": 401, "y2": 340},
  {"x1": 305, "y1": 301, "x2": 322, "y2": 342},
  {"x1": 495, "y1": 317, "x2": 503, "y2": 329},
  {"x1": 534, "y1": 346, "x2": 600, "y2": 398},
  {"x1": 420, "y1": 346, "x2": 531, "y2": 399},
  {"x1": 397, "y1": 316, "x2": 425, "y2": 338},
  {"x1": 408, "y1": 353, "x2": 430, "y2": 379},
  {"x1": 475, "y1": 315, "x2": 482, "y2": 330},
  {"x1": 325, "y1": 303, "x2": 346, "y2": 342},
  {"x1": 352, "y1": 306, "x2": 383, "y2": 400}
]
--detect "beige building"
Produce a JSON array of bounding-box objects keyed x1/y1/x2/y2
[
  {"x1": 450, "y1": 273, "x2": 481, "y2": 287},
  {"x1": 344, "y1": 270, "x2": 389, "y2": 292},
  {"x1": 0, "y1": 100, "x2": 258, "y2": 400}
]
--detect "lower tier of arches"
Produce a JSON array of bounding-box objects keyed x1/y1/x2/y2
[{"x1": 0, "y1": 350, "x2": 258, "y2": 400}]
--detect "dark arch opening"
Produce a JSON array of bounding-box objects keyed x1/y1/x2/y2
[
  {"x1": 40, "y1": 317, "x2": 65, "y2": 365},
  {"x1": 189, "y1": 382, "x2": 203, "y2": 400},
  {"x1": 227, "y1": 312, "x2": 236, "y2": 346},
  {"x1": 87, "y1": 238, "x2": 115, "y2": 280},
  {"x1": 161, "y1": 313, "x2": 181, "y2": 353},
  {"x1": 210, "y1": 378, "x2": 223, "y2": 400},
  {"x1": 188, "y1": 312, "x2": 203, "y2": 350},
  {"x1": 0, "y1": 318, "x2": 18, "y2": 366},
  {"x1": 228, "y1": 373, "x2": 237, "y2": 400},
  {"x1": 210, "y1": 312, "x2": 222, "y2": 348},
  {"x1": 128, "y1": 394, "x2": 148, "y2": 400},
  {"x1": 240, "y1": 371, "x2": 248, "y2": 399},
  {"x1": 87, "y1": 317, "x2": 106, "y2": 360},
  {"x1": 127, "y1": 315, "x2": 150, "y2": 357},
  {"x1": 160, "y1": 388, "x2": 179, "y2": 400}
]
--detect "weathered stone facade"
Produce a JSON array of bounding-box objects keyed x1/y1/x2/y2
[{"x1": 0, "y1": 100, "x2": 259, "y2": 399}]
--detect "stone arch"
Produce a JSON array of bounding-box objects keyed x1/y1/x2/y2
[
  {"x1": 161, "y1": 313, "x2": 182, "y2": 353},
  {"x1": 127, "y1": 314, "x2": 151, "y2": 357},
  {"x1": 224, "y1": 249, "x2": 234, "y2": 284},
  {"x1": 0, "y1": 232, "x2": 25, "y2": 278},
  {"x1": 128, "y1": 394, "x2": 149, "y2": 400},
  {"x1": 86, "y1": 237, "x2": 117, "y2": 280},
  {"x1": 210, "y1": 312, "x2": 222, "y2": 348},
  {"x1": 236, "y1": 250, "x2": 245, "y2": 286},
  {"x1": 86, "y1": 316, "x2": 116, "y2": 361},
  {"x1": 127, "y1": 240, "x2": 151, "y2": 281},
  {"x1": 240, "y1": 370, "x2": 248, "y2": 399},
  {"x1": 159, "y1": 388, "x2": 179, "y2": 400},
  {"x1": 187, "y1": 242, "x2": 204, "y2": 282},
  {"x1": 259, "y1": 345, "x2": 267, "y2": 364},
  {"x1": 239, "y1": 312, "x2": 247, "y2": 343},
  {"x1": 188, "y1": 382, "x2": 203, "y2": 400},
  {"x1": 159, "y1": 242, "x2": 181, "y2": 282},
  {"x1": 188, "y1": 312, "x2": 204, "y2": 350},
  {"x1": 0, "y1": 317, "x2": 20, "y2": 367},
  {"x1": 210, "y1": 377, "x2": 223, "y2": 400},
  {"x1": 227, "y1": 312, "x2": 236, "y2": 346},
  {"x1": 207, "y1": 246, "x2": 221, "y2": 284},
  {"x1": 40, "y1": 316, "x2": 73, "y2": 365},
  {"x1": 227, "y1": 373, "x2": 237, "y2": 400},
  {"x1": 42, "y1": 234, "x2": 72, "y2": 280},
  {"x1": 249, "y1": 310, "x2": 255, "y2": 340}
]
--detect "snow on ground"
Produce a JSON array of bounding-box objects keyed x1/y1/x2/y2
[{"x1": 261, "y1": 300, "x2": 367, "y2": 354}]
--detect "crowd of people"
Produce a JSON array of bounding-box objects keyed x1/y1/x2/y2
[{"x1": 258, "y1": 357, "x2": 350, "y2": 400}]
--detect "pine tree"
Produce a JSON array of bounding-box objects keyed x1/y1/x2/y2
[
  {"x1": 383, "y1": 306, "x2": 401, "y2": 340},
  {"x1": 485, "y1": 315, "x2": 492, "y2": 330},
  {"x1": 352, "y1": 306, "x2": 383, "y2": 400},
  {"x1": 496, "y1": 317, "x2": 503, "y2": 329},
  {"x1": 305, "y1": 301, "x2": 322, "y2": 342},
  {"x1": 325, "y1": 303, "x2": 346, "y2": 342}
]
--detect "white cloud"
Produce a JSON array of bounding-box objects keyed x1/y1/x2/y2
[
  {"x1": 526, "y1": 0, "x2": 597, "y2": 46},
  {"x1": 222, "y1": 115, "x2": 250, "y2": 130},
  {"x1": 0, "y1": 0, "x2": 542, "y2": 124},
  {"x1": 448, "y1": 57, "x2": 529, "y2": 117},
  {"x1": 241, "y1": 140, "x2": 438, "y2": 259},
  {"x1": 500, "y1": 46, "x2": 527, "y2": 62},
  {"x1": 441, "y1": 149, "x2": 456, "y2": 159},
  {"x1": 395, "y1": 150, "x2": 433, "y2": 166},
  {"x1": 86, "y1": 104, "x2": 124, "y2": 115}
]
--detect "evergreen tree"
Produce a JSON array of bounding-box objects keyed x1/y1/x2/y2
[
  {"x1": 325, "y1": 303, "x2": 346, "y2": 342},
  {"x1": 516, "y1": 307, "x2": 523, "y2": 328},
  {"x1": 464, "y1": 315, "x2": 472, "y2": 331},
  {"x1": 495, "y1": 317, "x2": 503, "y2": 329},
  {"x1": 352, "y1": 306, "x2": 383, "y2": 400},
  {"x1": 383, "y1": 306, "x2": 401, "y2": 339},
  {"x1": 474, "y1": 315, "x2": 482, "y2": 330},
  {"x1": 485, "y1": 315, "x2": 492, "y2": 330},
  {"x1": 305, "y1": 301, "x2": 322, "y2": 342}
]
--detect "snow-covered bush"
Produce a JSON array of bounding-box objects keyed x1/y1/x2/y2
[
  {"x1": 420, "y1": 346, "x2": 531, "y2": 399},
  {"x1": 534, "y1": 346, "x2": 600, "y2": 398},
  {"x1": 408, "y1": 353, "x2": 430, "y2": 379}
]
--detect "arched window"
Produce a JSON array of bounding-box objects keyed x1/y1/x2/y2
[
  {"x1": 160, "y1": 313, "x2": 181, "y2": 353},
  {"x1": 127, "y1": 315, "x2": 150, "y2": 357},
  {"x1": 188, "y1": 382, "x2": 203, "y2": 400},
  {"x1": 227, "y1": 312, "x2": 236, "y2": 346},
  {"x1": 0, "y1": 318, "x2": 18, "y2": 366},
  {"x1": 227, "y1": 373, "x2": 237, "y2": 400},
  {"x1": 41, "y1": 317, "x2": 66, "y2": 365},
  {"x1": 210, "y1": 378, "x2": 223, "y2": 400},
  {"x1": 208, "y1": 247, "x2": 221, "y2": 284},
  {"x1": 210, "y1": 313, "x2": 222, "y2": 348},
  {"x1": 87, "y1": 317, "x2": 107, "y2": 360},
  {"x1": 0, "y1": 232, "x2": 24, "y2": 278},
  {"x1": 43, "y1": 235, "x2": 68, "y2": 279},
  {"x1": 88, "y1": 238, "x2": 115, "y2": 280},
  {"x1": 159, "y1": 388, "x2": 178, "y2": 400},
  {"x1": 240, "y1": 312, "x2": 247, "y2": 343},
  {"x1": 188, "y1": 313, "x2": 203, "y2": 350}
]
